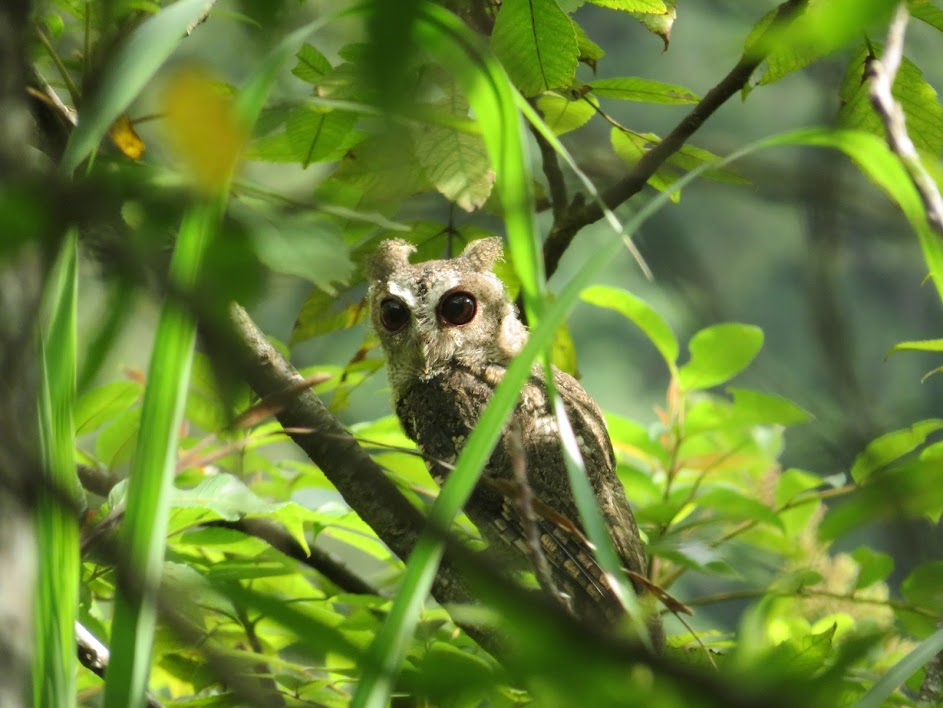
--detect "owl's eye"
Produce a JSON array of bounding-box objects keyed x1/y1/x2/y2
[
  {"x1": 380, "y1": 298, "x2": 410, "y2": 332},
  {"x1": 438, "y1": 291, "x2": 477, "y2": 327}
]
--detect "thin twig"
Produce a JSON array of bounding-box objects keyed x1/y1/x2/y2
[
  {"x1": 866, "y1": 3, "x2": 943, "y2": 236},
  {"x1": 507, "y1": 419, "x2": 560, "y2": 602},
  {"x1": 542, "y1": 0, "x2": 807, "y2": 278},
  {"x1": 76, "y1": 622, "x2": 166, "y2": 708}
]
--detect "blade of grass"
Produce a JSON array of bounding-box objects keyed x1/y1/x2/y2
[
  {"x1": 60, "y1": 0, "x2": 219, "y2": 175},
  {"x1": 855, "y1": 626, "x2": 943, "y2": 708},
  {"x1": 102, "y1": 198, "x2": 220, "y2": 708},
  {"x1": 35, "y1": 229, "x2": 81, "y2": 708}
]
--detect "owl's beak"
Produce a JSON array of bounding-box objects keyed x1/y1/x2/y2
[{"x1": 418, "y1": 343, "x2": 432, "y2": 377}]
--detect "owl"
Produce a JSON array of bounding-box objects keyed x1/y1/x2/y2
[{"x1": 368, "y1": 237, "x2": 662, "y2": 646}]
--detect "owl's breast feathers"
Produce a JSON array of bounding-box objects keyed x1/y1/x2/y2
[{"x1": 394, "y1": 365, "x2": 662, "y2": 643}]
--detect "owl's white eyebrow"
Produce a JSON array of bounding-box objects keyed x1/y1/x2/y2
[{"x1": 387, "y1": 281, "x2": 418, "y2": 307}]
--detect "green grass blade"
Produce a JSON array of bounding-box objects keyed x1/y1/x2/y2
[
  {"x1": 35, "y1": 230, "x2": 81, "y2": 708},
  {"x1": 102, "y1": 199, "x2": 220, "y2": 708},
  {"x1": 60, "y1": 0, "x2": 218, "y2": 175},
  {"x1": 855, "y1": 626, "x2": 943, "y2": 708}
]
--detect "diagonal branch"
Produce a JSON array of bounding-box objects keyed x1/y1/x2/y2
[
  {"x1": 866, "y1": 3, "x2": 943, "y2": 236},
  {"x1": 542, "y1": 0, "x2": 807, "y2": 278}
]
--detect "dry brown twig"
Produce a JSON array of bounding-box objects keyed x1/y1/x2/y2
[{"x1": 867, "y1": 3, "x2": 943, "y2": 236}]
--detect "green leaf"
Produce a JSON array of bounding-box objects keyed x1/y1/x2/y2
[
  {"x1": 750, "y1": 0, "x2": 896, "y2": 89},
  {"x1": 75, "y1": 380, "x2": 142, "y2": 436},
  {"x1": 727, "y1": 388, "x2": 813, "y2": 426},
  {"x1": 838, "y1": 45, "x2": 943, "y2": 155},
  {"x1": 491, "y1": 0, "x2": 579, "y2": 96},
  {"x1": 580, "y1": 285, "x2": 679, "y2": 373},
  {"x1": 902, "y1": 561, "x2": 943, "y2": 614},
  {"x1": 678, "y1": 323, "x2": 763, "y2": 390},
  {"x1": 61, "y1": 0, "x2": 216, "y2": 174},
  {"x1": 536, "y1": 93, "x2": 597, "y2": 136},
  {"x1": 412, "y1": 99, "x2": 496, "y2": 211},
  {"x1": 250, "y1": 217, "x2": 354, "y2": 293},
  {"x1": 293, "y1": 295, "x2": 368, "y2": 343},
  {"x1": 912, "y1": 1, "x2": 943, "y2": 32},
  {"x1": 589, "y1": 77, "x2": 699, "y2": 104},
  {"x1": 697, "y1": 488, "x2": 784, "y2": 530},
  {"x1": 886, "y1": 338, "x2": 943, "y2": 357},
  {"x1": 587, "y1": 0, "x2": 666, "y2": 12},
  {"x1": 572, "y1": 19, "x2": 605, "y2": 67},
  {"x1": 820, "y1": 460, "x2": 943, "y2": 539},
  {"x1": 292, "y1": 42, "x2": 333, "y2": 83},
  {"x1": 851, "y1": 547, "x2": 894, "y2": 590},
  {"x1": 630, "y1": 0, "x2": 676, "y2": 49},
  {"x1": 849, "y1": 419, "x2": 943, "y2": 482},
  {"x1": 285, "y1": 106, "x2": 361, "y2": 166}
]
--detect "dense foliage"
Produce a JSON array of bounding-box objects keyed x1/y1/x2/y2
[{"x1": 10, "y1": 0, "x2": 943, "y2": 706}]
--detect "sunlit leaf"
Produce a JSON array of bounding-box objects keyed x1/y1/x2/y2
[
  {"x1": 850, "y1": 419, "x2": 943, "y2": 482},
  {"x1": 580, "y1": 284, "x2": 679, "y2": 373},
  {"x1": 589, "y1": 76, "x2": 699, "y2": 104},
  {"x1": 491, "y1": 0, "x2": 579, "y2": 96},
  {"x1": 678, "y1": 323, "x2": 764, "y2": 391},
  {"x1": 536, "y1": 93, "x2": 597, "y2": 136},
  {"x1": 851, "y1": 547, "x2": 894, "y2": 590}
]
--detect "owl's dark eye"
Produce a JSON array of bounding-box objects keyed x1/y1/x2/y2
[
  {"x1": 438, "y1": 291, "x2": 477, "y2": 327},
  {"x1": 380, "y1": 298, "x2": 410, "y2": 332}
]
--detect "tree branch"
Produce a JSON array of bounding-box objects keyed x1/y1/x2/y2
[
  {"x1": 76, "y1": 622, "x2": 166, "y2": 708},
  {"x1": 542, "y1": 0, "x2": 807, "y2": 278},
  {"x1": 867, "y1": 2, "x2": 943, "y2": 236}
]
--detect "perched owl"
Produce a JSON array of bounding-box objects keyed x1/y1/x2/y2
[{"x1": 368, "y1": 237, "x2": 663, "y2": 646}]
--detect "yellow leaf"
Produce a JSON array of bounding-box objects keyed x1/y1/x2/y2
[
  {"x1": 109, "y1": 114, "x2": 146, "y2": 159},
  {"x1": 161, "y1": 66, "x2": 247, "y2": 193}
]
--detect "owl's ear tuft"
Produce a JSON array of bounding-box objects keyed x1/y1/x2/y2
[
  {"x1": 459, "y1": 237, "x2": 504, "y2": 272},
  {"x1": 369, "y1": 239, "x2": 417, "y2": 281}
]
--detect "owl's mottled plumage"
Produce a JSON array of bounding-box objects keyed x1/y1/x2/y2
[{"x1": 369, "y1": 237, "x2": 662, "y2": 645}]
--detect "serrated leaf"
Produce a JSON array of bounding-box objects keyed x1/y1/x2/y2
[
  {"x1": 292, "y1": 42, "x2": 332, "y2": 84},
  {"x1": 412, "y1": 99, "x2": 495, "y2": 211},
  {"x1": 850, "y1": 419, "x2": 943, "y2": 482},
  {"x1": 678, "y1": 323, "x2": 763, "y2": 390},
  {"x1": 293, "y1": 296, "x2": 368, "y2": 344},
  {"x1": 537, "y1": 93, "x2": 597, "y2": 136},
  {"x1": 491, "y1": 0, "x2": 579, "y2": 96},
  {"x1": 838, "y1": 46, "x2": 943, "y2": 155},
  {"x1": 589, "y1": 76, "x2": 699, "y2": 104},
  {"x1": 588, "y1": 0, "x2": 666, "y2": 11},
  {"x1": 851, "y1": 547, "x2": 894, "y2": 589},
  {"x1": 572, "y1": 19, "x2": 605, "y2": 68},
  {"x1": 580, "y1": 285, "x2": 679, "y2": 371},
  {"x1": 286, "y1": 106, "x2": 361, "y2": 167},
  {"x1": 630, "y1": 0, "x2": 676, "y2": 49}
]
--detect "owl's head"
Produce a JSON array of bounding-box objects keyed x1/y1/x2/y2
[{"x1": 368, "y1": 238, "x2": 527, "y2": 392}]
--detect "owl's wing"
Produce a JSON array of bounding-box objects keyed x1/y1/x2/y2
[{"x1": 551, "y1": 369, "x2": 649, "y2": 583}]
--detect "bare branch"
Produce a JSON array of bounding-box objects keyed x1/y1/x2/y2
[
  {"x1": 76, "y1": 623, "x2": 166, "y2": 708},
  {"x1": 867, "y1": 3, "x2": 943, "y2": 236},
  {"x1": 543, "y1": 0, "x2": 807, "y2": 278},
  {"x1": 530, "y1": 118, "x2": 568, "y2": 222}
]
